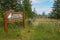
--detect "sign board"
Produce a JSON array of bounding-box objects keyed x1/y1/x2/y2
[
  {"x1": 3, "y1": 10, "x2": 25, "y2": 32},
  {"x1": 12, "y1": 14, "x2": 23, "y2": 19},
  {"x1": 8, "y1": 13, "x2": 23, "y2": 22}
]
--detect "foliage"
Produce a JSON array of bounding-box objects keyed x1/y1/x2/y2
[
  {"x1": 0, "y1": 4, "x2": 3, "y2": 17},
  {"x1": 0, "y1": 0, "x2": 21, "y2": 11},
  {"x1": 23, "y1": 0, "x2": 34, "y2": 18},
  {"x1": 37, "y1": 12, "x2": 48, "y2": 18},
  {"x1": 50, "y1": 0, "x2": 60, "y2": 19},
  {"x1": 0, "y1": 0, "x2": 35, "y2": 18},
  {"x1": 32, "y1": 8, "x2": 38, "y2": 17}
]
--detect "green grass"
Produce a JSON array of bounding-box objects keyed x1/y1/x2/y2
[
  {"x1": 30, "y1": 22, "x2": 60, "y2": 40},
  {"x1": 0, "y1": 21, "x2": 60, "y2": 40},
  {"x1": 0, "y1": 27, "x2": 22, "y2": 39}
]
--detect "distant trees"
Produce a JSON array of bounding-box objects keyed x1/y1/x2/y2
[
  {"x1": 37, "y1": 12, "x2": 48, "y2": 18},
  {"x1": 50, "y1": 0, "x2": 60, "y2": 19},
  {"x1": 32, "y1": 8, "x2": 37, "y2": 17},
  {"x1": 42, "y1": 12, "x2": 46, "y2": 17}
]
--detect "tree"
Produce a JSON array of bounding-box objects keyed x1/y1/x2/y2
[
  {"x1": 23, "y1": 0, "x2": 33, "y2": 18},
  {"x1": 0, "y1": 4, "x2": 3, "y2": 18},
  {"x1": 32, "y1": 8, "x2": 37, "y2": 17},
  {"x1": 0, "y1": 0, "x2": 19, "y2": 11},
  {"x1": 42, "y1": 12, "x2": 46, "y2": 18},
  {"x1": 0, "y1": 0, "x2": 35, "y2": 18},
  {"x1": 0, "y1": 0, "x2": 25, "y2": 18},
  {"x1": 51, "y1": 0, "x2": 60, "y2": 19}
]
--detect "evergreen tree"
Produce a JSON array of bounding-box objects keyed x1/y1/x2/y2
[
  {"x1": 0, "y1": 4, "x2": 3, "y2": 18},
  {"x1": 32, "y1": 8, "x2": 37, "y2": 17},
  {"x1": 0, "y1": 0, "x2": 35, "y2": 18},
  {"x1": 51, "y1": 0, "x2": 60, "y2": 19},
  {"x1": 23, "y1": 0, "x2": 33, "y2": 18},
  {"x1": 0, "y1": 0, "x2": 20, "y2": 11},
  {"x1": 42, "y1": 12, "x2": 46, "y2": 18}
]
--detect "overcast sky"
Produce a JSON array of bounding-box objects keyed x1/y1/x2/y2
[{"x1": 30, "y1": 0, "x2": 54, "y2": 14}]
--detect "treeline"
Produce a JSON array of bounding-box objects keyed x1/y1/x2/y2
[
  {"x1": 0, "y1": 0, "x2": 36, "y2": 18},
  {"x1": 37, "y1": 0, "x2": 60, "y2": 19}
]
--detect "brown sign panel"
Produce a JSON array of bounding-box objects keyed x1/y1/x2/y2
[{"x1": 3, "y1": 10, "x2": 25, "y2": 32}]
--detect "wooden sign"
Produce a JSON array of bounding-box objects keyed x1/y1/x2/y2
[
  {"x1": 3, "y1": 10, "x2": 25, "y2": 32},
  {"x1": 8, "y1": 12, "x2": 23, "y2": 22},
  {"x1": 12, "y1": 14, "x2": 23, "y2": 19}
]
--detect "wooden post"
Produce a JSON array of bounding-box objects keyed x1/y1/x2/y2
[
  {"x1": 23, "y1": 14, "x2": 25, "y2": 28},
  {"x1": 3, "y1": 13, "x2": 8, "y2": 32}
]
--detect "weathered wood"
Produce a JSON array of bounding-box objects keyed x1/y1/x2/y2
[
  {"x1": 23, "y1": 14, "x2": 25, "y2": 28},
  {"x1": 3, "y1": 13, "x2": 8, "y2": 32},
  {"x1": 3, "y1": 9, "x2": 25, "y2": 32}
]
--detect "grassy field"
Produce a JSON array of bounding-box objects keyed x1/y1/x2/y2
[{"x1": 0, "y1": 18, "x2": 60, "y2": 40}]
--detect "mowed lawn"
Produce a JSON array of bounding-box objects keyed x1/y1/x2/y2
[{"x1": 0, "y1": 18, "x2": 60, "y2": 40}]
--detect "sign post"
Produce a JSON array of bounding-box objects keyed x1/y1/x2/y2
[
  {"x1": 3, "y1": 12, "x2": 8, "y2": 32},
  {"x1": 3, "y1": 10, "x2": 25, "y2": 32},
  {"x1": 23, "y1": 14, "x2": 25, "y2": 28}
]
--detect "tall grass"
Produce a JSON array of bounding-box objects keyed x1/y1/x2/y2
[
  {"x1": 0, "y1": 18, "x2": 60, "y2": 40},
  {"x1": 30, "y1": 22, "x2": 60, "y2": 40}
]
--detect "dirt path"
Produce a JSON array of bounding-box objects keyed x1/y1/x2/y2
[{"x1": 20, "y1": 29, "x2": 30, "y2": 40}]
